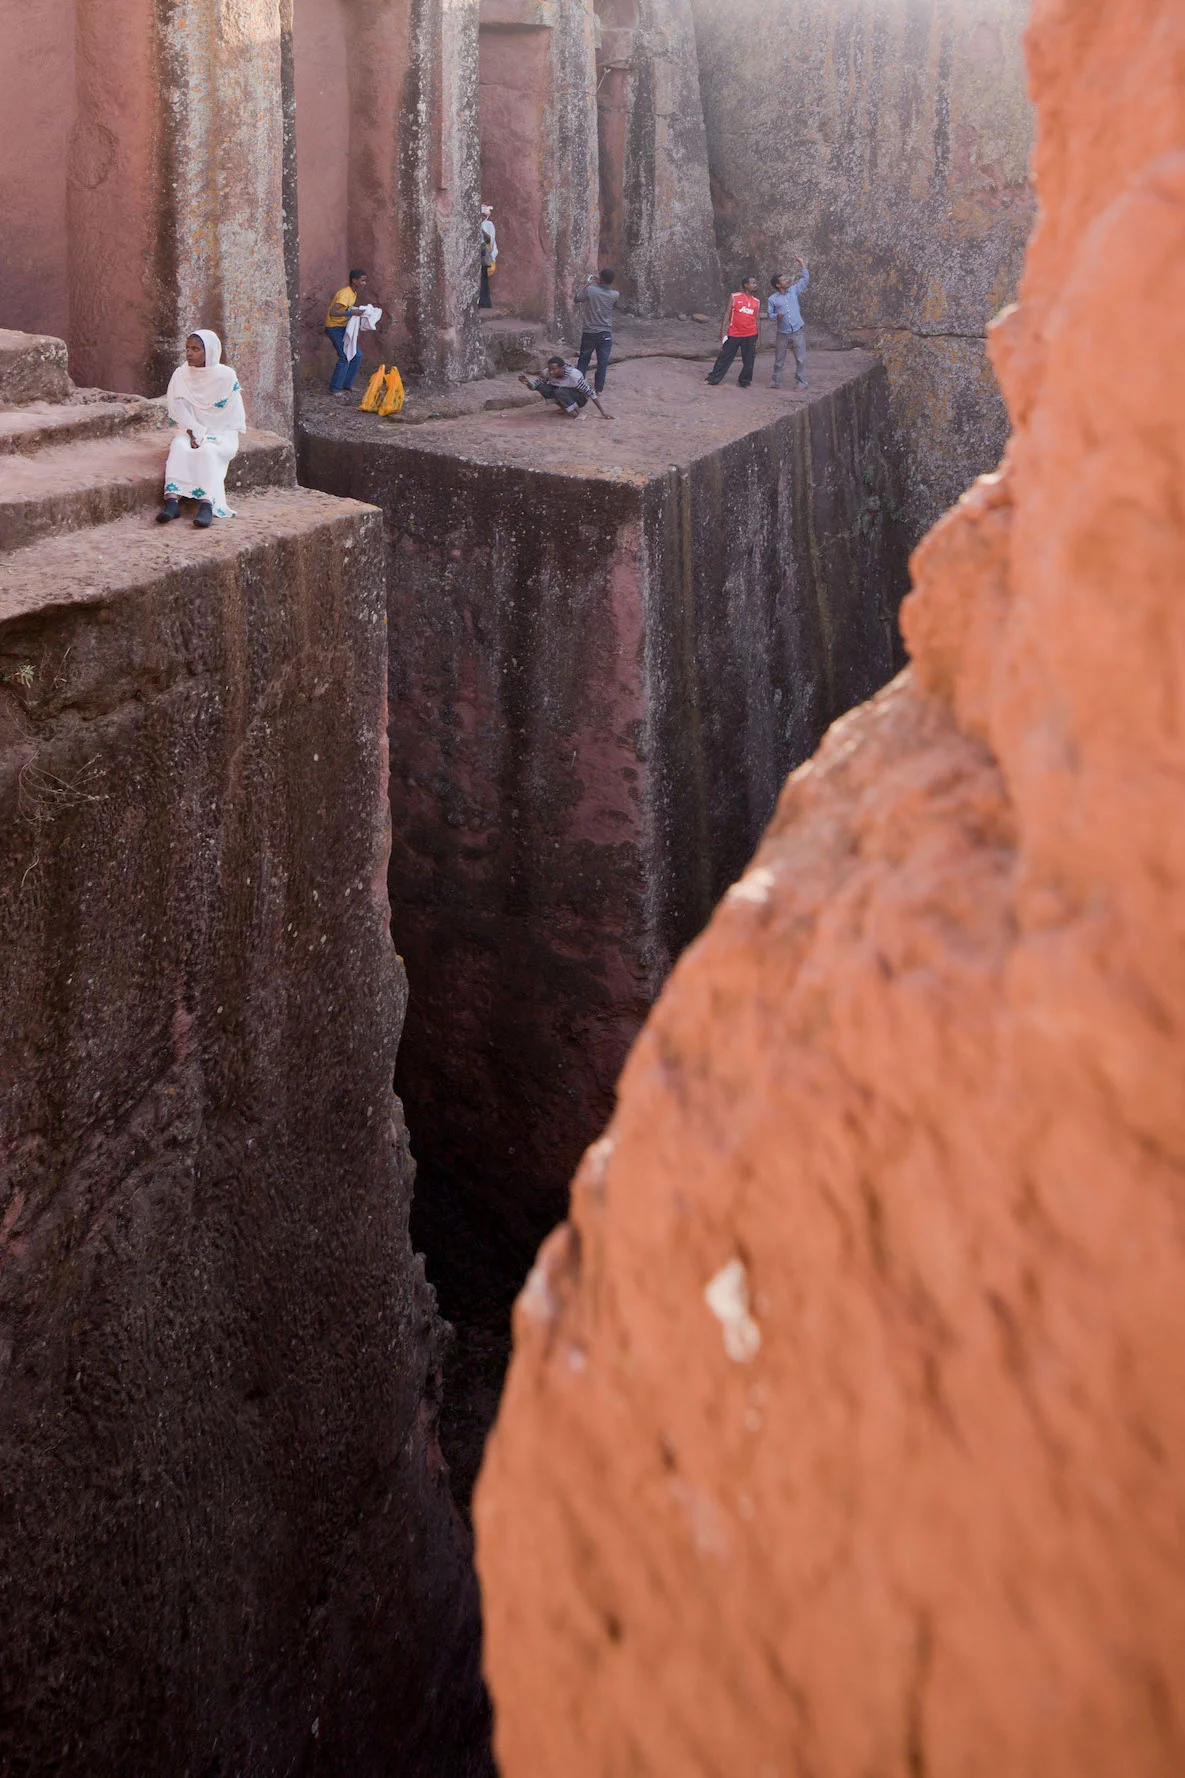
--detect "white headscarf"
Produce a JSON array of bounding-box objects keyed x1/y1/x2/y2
[{"x1": 166, "y1": 330, "x2": 247, "y2": 438}]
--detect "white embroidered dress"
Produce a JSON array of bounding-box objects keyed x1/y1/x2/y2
[{"x1": 163, "y1": 330, "x2": 247, "y2": 518}]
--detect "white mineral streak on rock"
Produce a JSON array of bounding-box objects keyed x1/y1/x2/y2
[
  {"x1": 519, "y1": 1254, "x2": 562, "y2": 1325},
  {"x1": 726, "y1": 865, "x2": 775, "y2": 906},
  {"x1": 703, "y1": 1258, "x2": 762, "y2": 1362},
  {"x1": 583, "y1": 1134, "x2": 614, "y2": 1197}
]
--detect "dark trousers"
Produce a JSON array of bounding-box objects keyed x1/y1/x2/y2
[
  {"x1": 479, "y1": 267, "x2": 492, "y2": 309},
  {"x1": 326, "y1": 325, "x2": 362, "y2": 392},
  {"x1": 533, "y1": 378, "x2": 588, "y2": 412},
  {"x1": 576, "y1": 329, "x2": 613, "y2": 393},
  {"x1": 706, "y1": 333, "x2": 757, "y2": 386}
]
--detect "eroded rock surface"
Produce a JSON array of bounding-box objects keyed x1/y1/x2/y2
[
  {"x1": 693, "y1": 0, "x2": 1035, "y2": 540},
  {"x1": 475, "y1": 1, "x2": 1185, "y2": 1771}
]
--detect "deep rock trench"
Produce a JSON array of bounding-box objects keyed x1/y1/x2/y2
[
  {"x1": 409, "y1": 1159, "x2": 544, "y2": 1513},
  {"x1": 311, "y1": 350, "x2": 914, "y2": 1524}
]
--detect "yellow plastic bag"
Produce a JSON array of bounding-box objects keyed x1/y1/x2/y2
[
  {"x1": 378, "y1": 365, "x2": 405, "y2": 417},
  {"x1": 357, "y1": 365, "x2": 387, "y2": 412}
]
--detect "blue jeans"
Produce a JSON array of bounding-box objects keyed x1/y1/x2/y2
[
  {"x1": 326, "y1": 325, "x2": 362, "y2": 392},
  {"x1": 576, "y1": 329, "x2": 612, "y2": 393}
]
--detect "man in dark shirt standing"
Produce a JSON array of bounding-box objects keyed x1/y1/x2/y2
[{"x1": 573, "y1": 269, "x2": 620, "y2": 395}]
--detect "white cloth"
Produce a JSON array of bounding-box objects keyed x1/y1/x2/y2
[
  {"x1": 481, "y1": 217, "x2": 498, "y2": 263},
  {"x1": 163, "y1": 432, "x2": 239, "y2": 518},
  {"x1": 343, "y1": 303, "x2": 382, "y2": 361},
  {"x1": 164, "y1": 331, "x2": 246, "y2": 518}
]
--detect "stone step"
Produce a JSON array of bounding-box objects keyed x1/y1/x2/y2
[
  {"x1": 0, "y1": 330, "x2": 73, "y2": 406},
  {"x1": 0, "y1": 486, "x2": 376, "y2": 629},
  {"x1": 480, "y1": 318, "x2": 545, "y2": 375},
  {"x1": 0, "y1": 396, "x2": 167, "y2": 458},
  {"x1": 0, "y1": 428, "x2": 295, "y2": 555}
]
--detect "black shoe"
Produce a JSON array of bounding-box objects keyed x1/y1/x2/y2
[
  {"x1": 156, "y1": 498, "x2": 180, "y2": 523},
  {"x1": 193, "y1": 502, "x2": 214, "y2": 528}
]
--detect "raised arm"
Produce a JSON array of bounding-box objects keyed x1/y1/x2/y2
[{"x1": 793, "y1": 260, "x2": 810, "y2": 294}]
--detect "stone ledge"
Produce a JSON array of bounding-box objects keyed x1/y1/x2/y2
[
  {"x1": 301, "y1": 348, "x2": 880, "y2": 482},
  {"x1": 0, "y1": 487, "x2": 378, "y2": 626},
  {"x1": 0, "y1": 396, "x2": 165, "y2": 457},
  {"x1": 479, "y1": 0, "x2": 557, "y2": 26}
]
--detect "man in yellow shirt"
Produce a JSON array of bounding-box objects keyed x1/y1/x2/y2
[{"x1": 325, "y1": 268, "x2": 369, "y2": 395}]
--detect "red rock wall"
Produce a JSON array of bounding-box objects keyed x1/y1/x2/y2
[
  {"x1": 479, "y1": 23, "x2": 556, "y2": 318},
  {"x1": 470, "y1": 0, "x2": 601, "y2": 338},
  {"x1": 167, "y1": 0, "x2": 297, "y2": 433},
  {"x1": 0, "y1": 0, "x2": 296, "y2": 432},
  {"x1": 293, "y1": 0, "x2": 485, "y2": 386},
  {"x1": 0, "y1": 0, "x2": 75, "y2": 343},
  {"x1": 475, "y1": 1, "x2": 1185, "y2": 1772},
  {"x1": 292, "y1": 0, "x2": 350, "y2": 341},
  {"x1": 692, "y1": 0, "x2": 1035, "y2": 540},
  {"x1": 0, "y1": 0, "x2": 161, "y2": 397},
  {"x1": 595, "y1": 0, "x2": 722, "y2": 316},
  {"x1": 70, "y1": 0, "x2": 170, "y2": 400}
]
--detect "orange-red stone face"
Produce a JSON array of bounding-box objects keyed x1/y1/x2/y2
[
  {"x1": 293, "y1": 0, "x2": 351, "y2": 368},
  {"x1": 474, "y1": 2, "x2": 1185, "y2": 1774},
  {"x1": 0, "y1": 0, "x2": 75, "y2": 343},
  {"x1": 292, "y1": 0, "x2": 488, "y2": 386},
  {"x1": 0, "y1": 0, "x2": 294, "y2": 428},
  {"x1": 479, "y1": 24, "x2": 555, "y2": 320},
  {"x1": 0, "y1": 0, "x2": 160, "y2": 394}
]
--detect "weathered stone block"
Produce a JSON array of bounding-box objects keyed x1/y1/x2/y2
[
  {"x1": 0, "y1": 330, "x2": 73, "y2": 407},
  {"x1": 301, "y1": 349, "x2": 908, "y2": 1260},
  {"x1": 0, "y1": 490, "x2": 491, "y2": 1774}
]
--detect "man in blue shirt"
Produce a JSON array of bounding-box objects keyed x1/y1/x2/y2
[{"x1": 767, "y1": 257, "x2": 810, "y2": 390}]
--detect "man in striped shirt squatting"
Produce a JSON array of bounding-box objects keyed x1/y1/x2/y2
[
  {"x1": 518, "y1": 357, "x2": 613, "y2": 420},
  {"x1": 705, "y1": 276, "x2": 761, "y2": 388}
]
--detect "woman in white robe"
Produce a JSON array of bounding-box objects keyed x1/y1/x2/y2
[{"x1": 157, "y1": 330, "x2": 247, "y2": 527}]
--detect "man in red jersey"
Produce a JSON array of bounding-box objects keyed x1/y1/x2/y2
[{"x1": 705, "y1": 275, "x2": 761, "y2": 387}]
